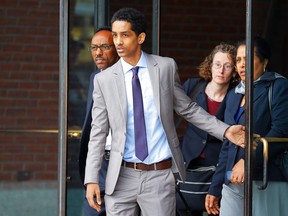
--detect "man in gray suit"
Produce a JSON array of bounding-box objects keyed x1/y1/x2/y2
[{"x1": 85, "y1": 7, "x2": 245, "y2": 216}]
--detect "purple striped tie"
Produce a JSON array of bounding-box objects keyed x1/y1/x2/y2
[{"x1": 132, "y1": 67, "x2": 148, "y2": 161}]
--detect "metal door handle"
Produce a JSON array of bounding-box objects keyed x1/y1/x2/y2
[
  {"x1": 257, "y1": 137, "x2": 268, "y2": 190},
  {"x1": 256, "y1": 137, "x2": 288, "y2": 190},
  {"x1": 0, "y1": 129, "x2": 82, "y2": 138}
]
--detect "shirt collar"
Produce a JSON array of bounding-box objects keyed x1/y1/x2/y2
[
  {"x1": 121, "y1": 51, "x2": 147, "y2": 74},
  {"x1": 235, "y1": 80, "x2": 245, "y2": 95},
  {"x1": 234, "y1": 72, "x2": 284, "y2": 95}
]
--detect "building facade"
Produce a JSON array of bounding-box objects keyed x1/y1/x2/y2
[{"x1": 0, "y1": 0, "x2": 287, "y2": 215}]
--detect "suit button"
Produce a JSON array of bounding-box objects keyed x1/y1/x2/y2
[{"x1": 202, "y1": 140, "x2": 206, "y2": 144}]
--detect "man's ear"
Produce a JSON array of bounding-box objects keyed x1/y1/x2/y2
[{"x1": 138, "y1": 32, "x2": 146, "y2": 45}]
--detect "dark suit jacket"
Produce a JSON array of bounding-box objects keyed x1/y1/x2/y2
[
  {"x1": 208, "y1": 72, "x2": 288, "y2": 197},
  {"x1": 181, "y1": 78, "x2": 227, "y2": 168}
]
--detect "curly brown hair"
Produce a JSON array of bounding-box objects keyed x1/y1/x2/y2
[{"x1": 198, "y1": 43, "x2": 238, "y2": 85}]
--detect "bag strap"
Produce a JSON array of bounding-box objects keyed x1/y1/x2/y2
[
  {"x1": 268, "y1": 80, "x2": 273, "y2": 114},
  {"x1": 268, "y1": 76, "x2": 286, "y2": 114},
  {"x1": 176, "y1": 184, "x2": 193, "y2": 214},
  {"x1": 175, "y1": 79, "x2": 206, "y2": 128}
]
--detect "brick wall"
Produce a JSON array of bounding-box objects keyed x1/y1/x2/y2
[
  {"x1": 160, "y1": 0, "x2": 246, "y2": 81},
  {"x1": 0, "y1": 0, "x2": 59, "y2": 181},
  {"x1": 109, "y1": 0, "x2": 274, "y2": 80},
  {"x1": 0, "y1": 0, "x2": 274, "y2": 182}
]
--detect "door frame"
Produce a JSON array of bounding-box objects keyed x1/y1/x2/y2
[
  {"x1": 59, "y1": 0, "x2": 69, "y2": 215},
  {"x1": 58, "y1": 0, "x2": 161, "y2": 215}
]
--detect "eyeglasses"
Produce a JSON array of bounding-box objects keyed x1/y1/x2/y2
[
  {"x1": 89, "y1": 44, "x2": 114, "y2": 52},
  {"x1": 212, "y1": 62, "x2": 234, "y2": 72}
]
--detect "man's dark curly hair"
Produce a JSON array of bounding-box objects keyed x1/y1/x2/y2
[{"x1": 111, "y1": 8, "x2": 146, "y2": 36}]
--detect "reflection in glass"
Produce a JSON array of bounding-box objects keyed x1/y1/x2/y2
[{"x1": 67, "y1": 1, "x2": 94, "y2": 215}]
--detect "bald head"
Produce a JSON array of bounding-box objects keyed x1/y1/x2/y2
[{"x1": 90, "y1": 29, "x2": 119, "y2": 70}]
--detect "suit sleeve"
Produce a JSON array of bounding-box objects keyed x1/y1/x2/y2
[
  {"x1": 84, "y1": 75, "x2": 109, "y2": 185},
  {"x1": 172, "y1": 60, "x2": 229, "y2": 140}
]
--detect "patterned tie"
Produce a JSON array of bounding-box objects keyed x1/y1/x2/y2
[{"x1": 132, "y1": 66, "x2": 148, "y2": 161}]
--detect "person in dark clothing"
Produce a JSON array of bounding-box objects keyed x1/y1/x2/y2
[
  {"x1": 176, "y1": 43, "x2": 238, "y2": 216},
  {"x1": 78, "y1": 26, "x2": 119, "y2": 216},
  {"x1": 206, "y1": 36, "x2": 288, "y2": 216}
]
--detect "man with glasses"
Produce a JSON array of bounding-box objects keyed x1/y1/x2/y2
[{"x1": 79, "y1": 26, "x2": 119, "y2": 216}]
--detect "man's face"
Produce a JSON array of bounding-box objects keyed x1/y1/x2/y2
[
  {"x1": 90, "y1": 30, "x2": 118, "y2": 70},
  {"x1": 112, "y1": 21, "x2": 144, "y2": 64}
]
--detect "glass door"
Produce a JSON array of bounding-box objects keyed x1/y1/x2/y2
[
  {"x1": 0, "y1": 0, "x2": 64, "y2": 213},
  {"x1": 0, "y1": 131, "x2": 58, "y2": 215},
  {"x1": 245, "y1": 0, "x2": 288, "y2": 215},
  {"x1": 66, "y1": 0, "x2": 95, "y2": 215},
  {"x1": 0, "y1": 1, "x2": 60, "y2": 212}
]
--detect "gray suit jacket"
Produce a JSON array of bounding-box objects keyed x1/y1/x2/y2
[{"x1": 84, "y1": 52, "x2": 229, "y2": 195}]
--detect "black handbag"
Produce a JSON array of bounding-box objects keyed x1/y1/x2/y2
[{"x1": 176, "y1": 166, "x2": 216, "y2": 213}]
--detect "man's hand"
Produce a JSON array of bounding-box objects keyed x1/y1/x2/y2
[
  {"x1": 205, "y1": 194, "x2": 220, "y2": 215},
  {"x1": 224, "y1": 125, "x2": 245, "y2": 148},
  {"x1": 86, "y1": 183, "x2": 102, "y2": 212}
]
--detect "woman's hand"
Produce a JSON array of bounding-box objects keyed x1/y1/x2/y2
[{"x1": 230, "y1": 159, "x2": 245, "y2": 184}]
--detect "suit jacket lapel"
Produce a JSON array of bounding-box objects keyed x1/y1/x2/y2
[
  {"x1": 146, "y1": 54, "x2": 161, "y2": 114},
  {"x1": 225, "y1": 92, "x2": 243, "y2": 124},
  {"x1": 232, "y1": 93, "x2": 244, "y2": 123},
  {"x1": 197, "y1": 91, "x2": 207, "y2": 110},
  {"x1": 112, "y1": 61, "x2": 128, "y2": 124}
]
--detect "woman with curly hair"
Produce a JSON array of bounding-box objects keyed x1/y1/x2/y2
[{"x1": 176, "y1": 43, "x2": 238, "y2": 216}]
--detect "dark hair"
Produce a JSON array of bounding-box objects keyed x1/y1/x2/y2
[
  {"x1": 95, "y1": 26, "x2": 112, "y2": 33},
  {"x1": 111, "y1": 8, "x2": 146, "y2": 36},
  {"x1": 198, "y1": 43, "x2": 238, "y2": 85},
  {"x1": 237, "y1": 36, "x2": 271, "y2": 63}
]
